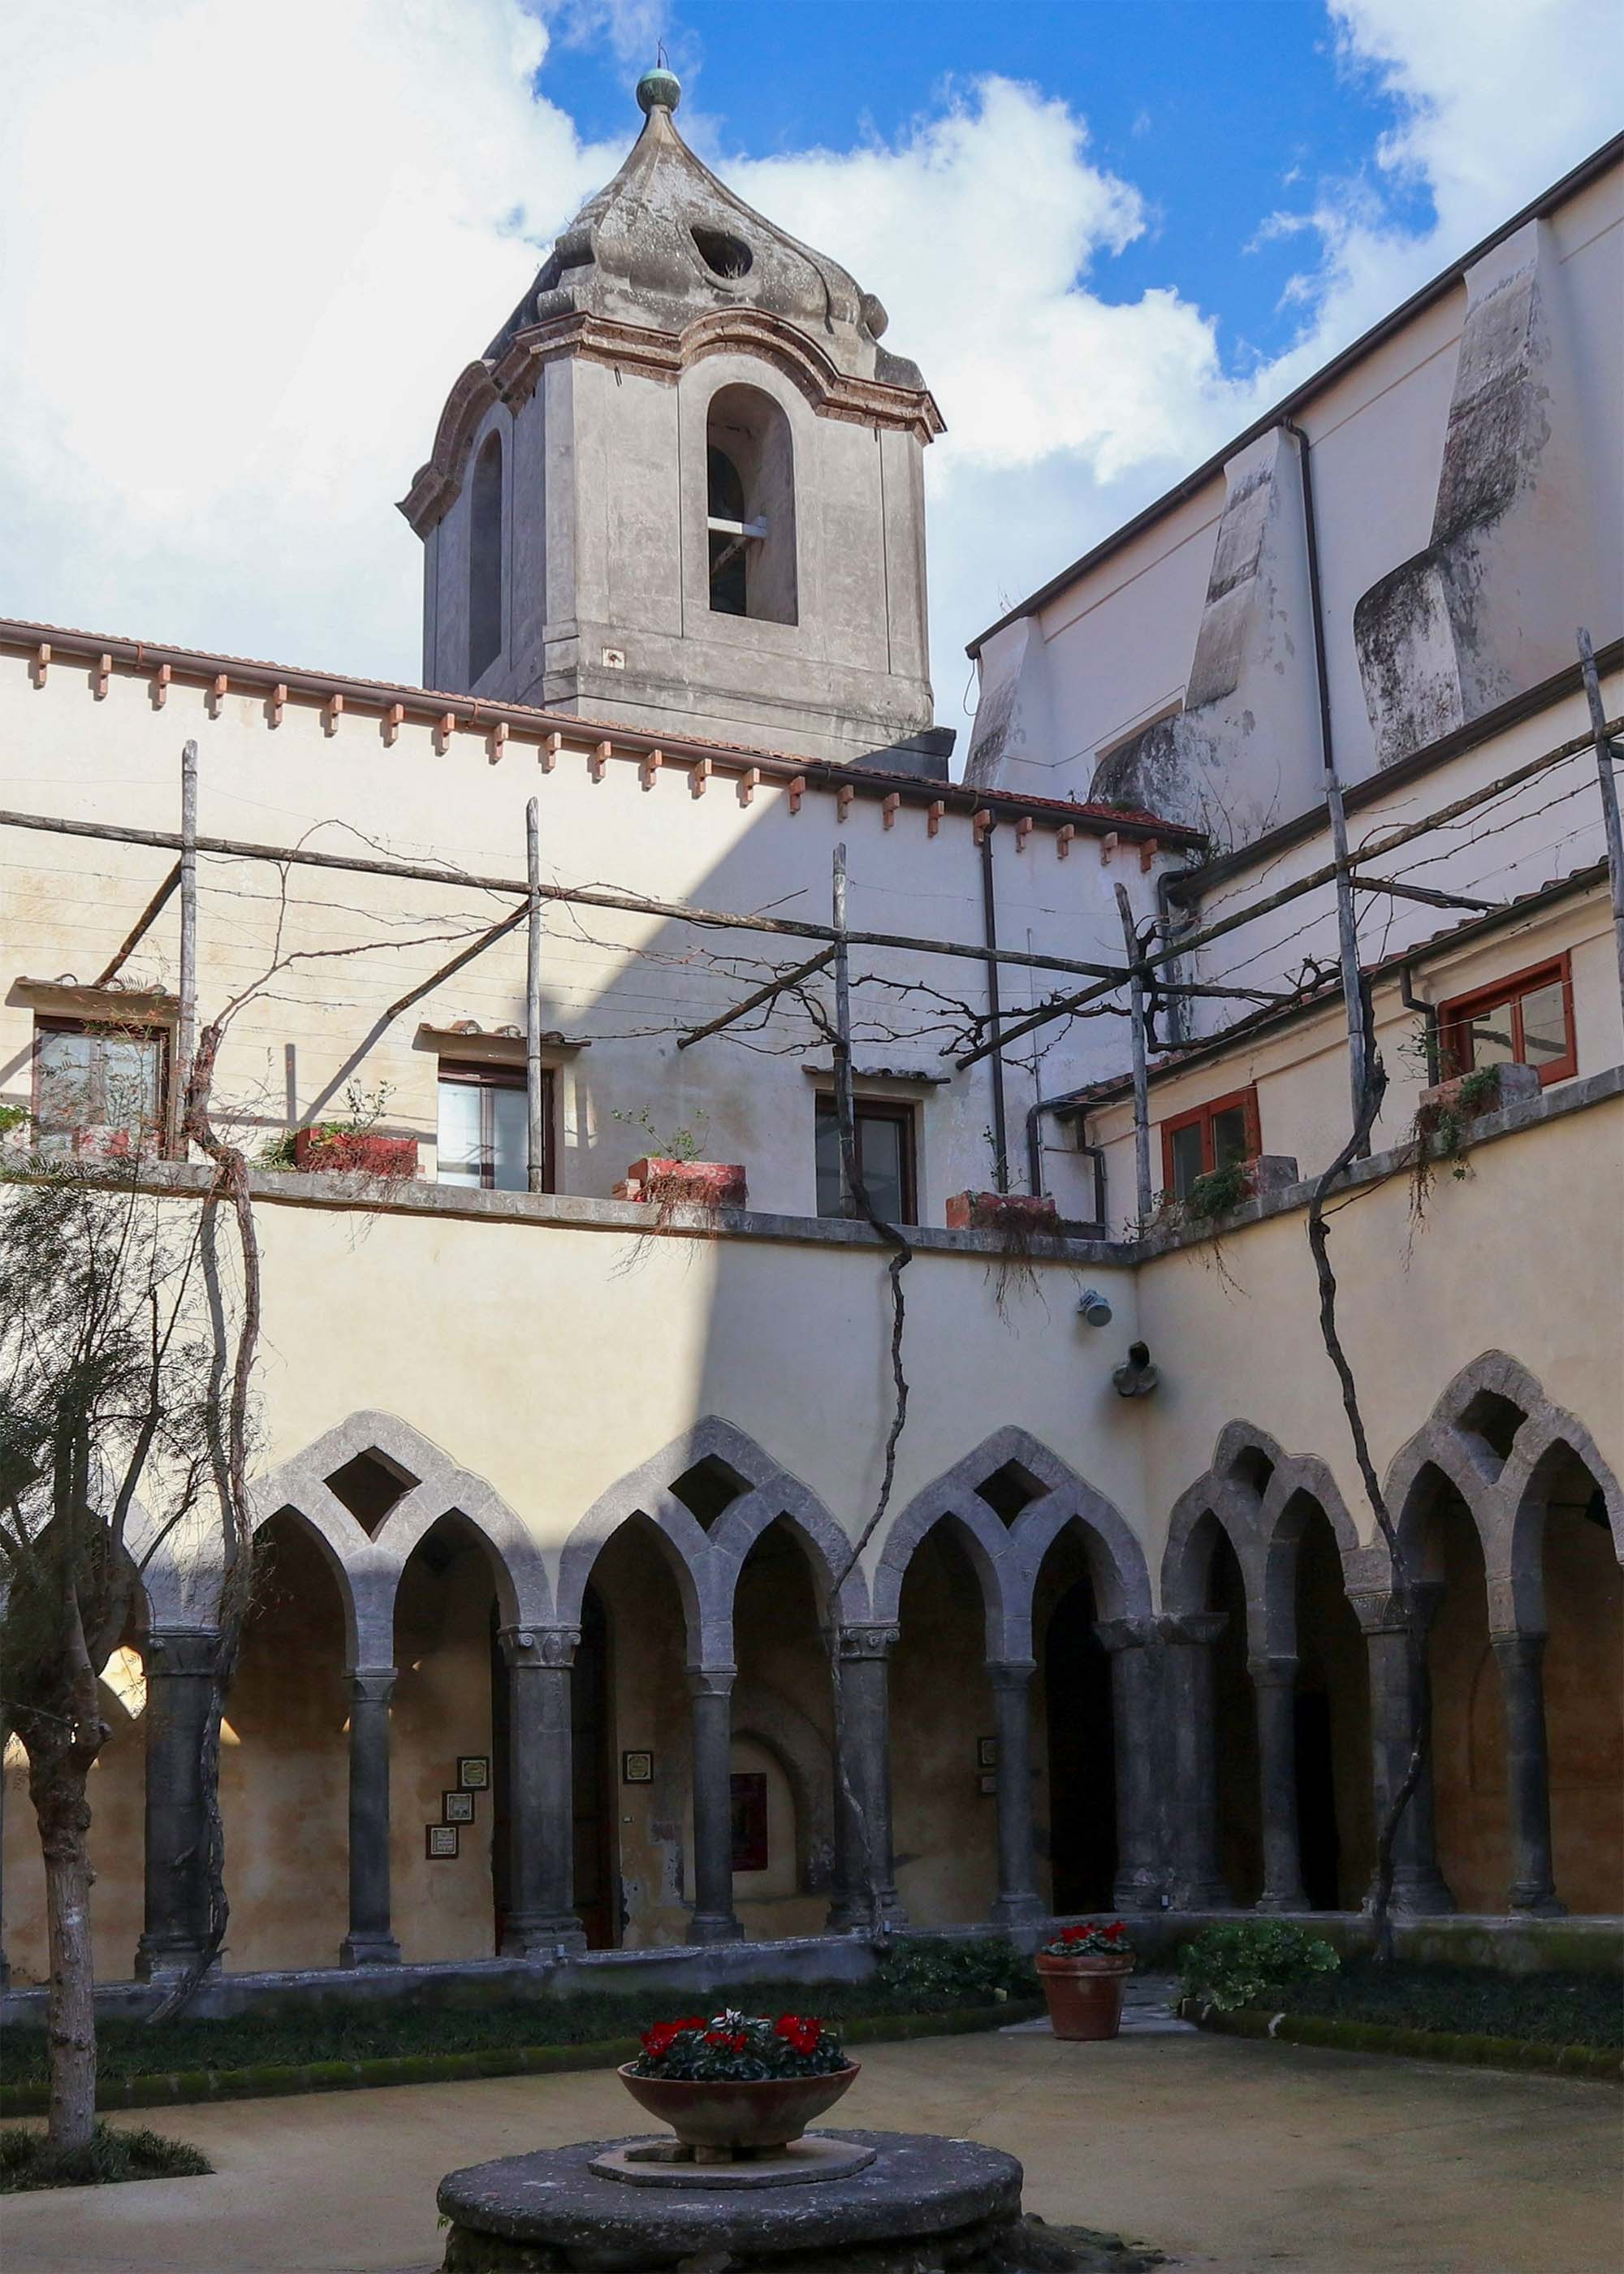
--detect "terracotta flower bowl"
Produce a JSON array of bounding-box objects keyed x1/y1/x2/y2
[
  {"x1": 615, "y1": 2060, "x2": 861, "y2": 2154},
  {"x1": 1035, "y1": 1951, "x2": 1136, "y2": 2042}
]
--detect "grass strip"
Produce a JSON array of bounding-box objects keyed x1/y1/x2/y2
[
  {"x1": 1186, "y1": 2001, "x2": 1622, "y2": 2082},
  {"x1": 0, "y1": 2000, "x2": 1040, "y2": 2119},
  {"x1": 0, "y1": 2121, "x2": 213, "y2": 2192}
]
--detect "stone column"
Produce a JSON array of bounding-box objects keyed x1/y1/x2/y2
[
  {"x1": 1162, "y1": 1612, "x2": 1232, "y2": 1908},
  {"x1": 340, "y1": 1666, "x2": 401, "y2": 1966},
  {"x1": 687, "y1": 1667, "x2": 744, "y2": 1943},
  {"x1": 1492, "y1": 1630, "x2": 1565, "y2": 1915},
  {"x1": 1095, "y1": 1618, "x2": 1166, "y2": 1909},
  {"x1": 1353, "y1": 1592, "x2": 1453, "y2": 1916},
  {"x1": 987, "y1": 1658, "x2": 1044, "y2": 1930},
  {"x1": 826, "y1": 1625, "x2": 907, "y2": 1934},
  {"x1": 499, "y1": 1628, "x2": 588, "y2": 1956},
  {"x1": 134, "y1": 1628, "x2": 224, "y2": 1982},
  {"x1": 0, "y1": 1723, "x2": 11, "y2": 1990},
  {"x1": 1250, "y1": 1654, "x2": 1309, "y2": 1913}
]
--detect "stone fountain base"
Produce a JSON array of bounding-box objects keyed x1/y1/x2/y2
[{"x1": 438, "y1": 2129, "x2": 1159, "y2": 2272}]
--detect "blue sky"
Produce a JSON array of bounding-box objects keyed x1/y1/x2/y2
[
  {"x1": 544, "y1": 0, "x2": 1433, "y2": 370},
  {"x1": 0, "y1": 0, "x2": 1617, "y2": 732}
]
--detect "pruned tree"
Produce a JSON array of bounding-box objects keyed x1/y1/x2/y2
[{"x1": 0, "y1": 1124, "x2": 229, "y2": 2151}]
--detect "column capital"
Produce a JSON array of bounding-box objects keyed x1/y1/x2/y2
[
  {"x1": 987, "y1": 1658, "x2": 1037, "y2": 1688},
  {"x1": 1348, "y1": 1582, "x2": 1444, "y2": 1638},
  {"x1": 348, "y1": 1666, "x2": 398, "y2": 1708},
  {"x1": 501, "y1": 1626, "x2": 581, "y2": 1669},
  {"x1": 1247, "y1": 1654, "x2": 1300, "y2": 1688},
  {"x1": 1093, "y1": 1615, "x2": 1160, "y2": 1654},
  {"x1": 685, "y1": 1665, "x2": 736, "y2": 1699},
  {"x1": 833, "y1": 1624, "x2": 901, "y2": 1662},
  {"x1": 1490, "y1": 1627, "x2": 1548, "y2": 1659},
  {"x1": 1160, "y1": 1610, "x2": 1228, "y2": 1648},
  {"x1": 145, "y1": 1628, "x2": 225, "y2": 1676}
]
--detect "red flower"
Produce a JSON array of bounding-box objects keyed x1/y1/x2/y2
[
  {"x1": 704, "y1": 2029, "x2": 747, "y2": 2051},
  {"x1": 1104, "y1": 1922, "x2": 1126, "y2": 1939},
  {"x1": 774, "y1": 2014, "x2": 823, "y2": 2056},
  {"x1": 1060, "y1": 1926, "x2": 1088, "y2": 1944},
  {"x1": 640, "y1": 2016, "x2": 705, "y2": 2060}
]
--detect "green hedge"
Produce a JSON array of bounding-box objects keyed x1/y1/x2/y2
[
  {"x1": 1189, "y1": 2002, "x2": 1622, "y2": 2082},
  {"x1": 0, "y1": 2000, "x2": 1039, "y2": 2120},
  {"x1": 1272, "y1": 1961, "x2": 1622, "y2": 2050}
]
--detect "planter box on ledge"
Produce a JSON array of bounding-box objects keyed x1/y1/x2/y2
[
  {"x1": 292, "y1": 1129, "x2": 419, "y2": 1178},
  {"x1": 1416, "y1": 1061, "x2": 1540, "y2": 1139},
  {"x1": 946, "y1": 1191, "x2": 1060, "y2": 1234},
  {"x1": 613, "y1": 1156, "x2": 747, "y2": 1208}
]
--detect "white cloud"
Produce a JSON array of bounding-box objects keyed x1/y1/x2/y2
[{"x1": 0, "y1": 1, "x2": 1616, "y2": 724}]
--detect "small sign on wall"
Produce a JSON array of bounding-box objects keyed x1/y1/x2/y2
[
  {"x1": 622, "y1": 1749, "x2": 654, "y2": 1784},
  {"x1": 426, "y1": 1823, "x2": 460, "y2": 1859},
  {"x1": 977, "y1": 1736, "x2": 999, "y2": 1769},
  {"x1": 443, "y1": 1790, "x2": 476, "y2": 1825},
  {"x1": 458, "y1": 1756, "x2": 490, "y2": 1792}
]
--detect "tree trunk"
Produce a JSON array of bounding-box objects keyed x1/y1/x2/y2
[{"x1": 32, "y1": 1745, "x2": 99, "y2": 2153}]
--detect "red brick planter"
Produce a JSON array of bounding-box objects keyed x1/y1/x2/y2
[
  {"x1": 1034, "y1": 1952, "x2": 1135, "y2": 2042},
  {"x1": 1415, "y1": 1061, "x2": 1540, "y2": 1140},
  {"x1": 615, "y1": 2060, "x2": 859, "y2": 2151},
  {"x1": 615, "y1": 1156, "x2": 747, "y2": 1208},
  {"x1": 945, "y1": 1191, "x2": 1059, "y2": 1233},
  {"x1": 292, "y1": 1129, "x2": 419, "y2": 1178}
]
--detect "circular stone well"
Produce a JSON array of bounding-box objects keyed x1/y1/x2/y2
[{"x1": 438, "y1": 2129, "x2": 1023, "y2": 2271}]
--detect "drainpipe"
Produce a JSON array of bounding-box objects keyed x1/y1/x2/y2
[
  {"x1": 1400, "y1": 963, "x2": 1440, "y2": 1085},
  {"x1": 979, "y1": 827, "x2": 1011, "y2": 1191},
  {"x1": 1281, "y1": 417, "x2": 1368, "y2": 1147}
]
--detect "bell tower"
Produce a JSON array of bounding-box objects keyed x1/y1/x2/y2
[{"x1": 400, "y1": 69, "x2": 952, "y2": 775}]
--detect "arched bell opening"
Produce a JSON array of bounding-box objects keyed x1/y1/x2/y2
[{"x1": 706, "y1": 385, "x2": 797, "y2": 625}]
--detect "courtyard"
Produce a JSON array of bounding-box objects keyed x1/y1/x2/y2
[{"x1": 6, "y1": 2027, "x2": 1616, "y2": 2274}]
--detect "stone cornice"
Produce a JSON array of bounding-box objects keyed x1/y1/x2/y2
[{"x1": 399, "y1": 308, "x2": 944, "y2": 535}]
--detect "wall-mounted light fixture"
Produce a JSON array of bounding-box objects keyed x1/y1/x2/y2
[{"x1": 1077, "y1": 1289, "x2": 1113, "y2": 1327}]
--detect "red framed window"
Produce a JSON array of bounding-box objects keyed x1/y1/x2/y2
[
  {"x1": 1159, "y1": 1085, "x2": 1260, "y2": 1203},
  {"x1": 436, "y1": 1060, "x2": 554, "y2": 1192},
  {"x1": 1437, "y1": 955, "x2": 1576, "y2": 1087}
]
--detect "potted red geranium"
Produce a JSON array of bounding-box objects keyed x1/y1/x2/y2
[
  {"x1": 1034, "y1": 1922, "x2": 1135, "y2": 2042},
  {"x1": 619, "y1": 2008, "x2": 857, "y2": 2155}
]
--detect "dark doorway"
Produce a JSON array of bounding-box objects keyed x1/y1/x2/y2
[
  {"x1": 1209, "y1": 1526, "x2": 1263, "y2": 1904},
  {"x1": 1044, "y1": 1575, "x2": 1118, "y2": 1912},
  {"x1": 1294, "y1": 1690, "x2": 1341, "y2": 1910},
  {"x1": 572, "y1": 1585, "x2": 616, "y2": 1947}
]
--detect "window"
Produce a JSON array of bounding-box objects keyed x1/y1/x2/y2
[
  {"x1": 1159, "y1": 1085, "x2": 1259, "y2": 1204},
  {"x1": 32, "y1": 1018, "x2": 167, "y2": 1155},
  {"x1": 467, "y1": 430, "x2": 503, "y2": 682},
  {"x1": 436, "y1": 1061, "x2": 551, "y2": 1193},
  {"x1": 814, "y1": 1097, "x2": 917, "y2": 1225},
  {"x1": 705, "y1": 385, "x2": 797, "y2": 625},
  {"x1": 1438, "y1": 956, "x2": 1575, "y2": 1087}
]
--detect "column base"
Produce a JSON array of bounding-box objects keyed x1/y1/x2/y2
[
  {"x1": 824, "y1": 1892, "x2": 909, "y2": 1935},
  {"x1": 1366, "y1": 1873, "x2": 1455, "y2": 1917},
  {"x1": 500, "y1": 1915, "x2": 589, "y2": 1958},
  {"x1": 1510, "y1": 1889, "x2": 1567, "y2": 1917},
  {"x1": 1255, "y1": 1889, "x2": 1311, "y2": 1915},
  {"x1": 1167, "y1": 1878, "x2": 1233, "y2": 1910},
  {"x1": 987, "y1": 1891, "x2": 1047, "y2": 1930},
  {"x1": 687, "y1": 1911, "x2": 745, "y2": 1944},
  {"x1": 134, "y1": 1935, "x2": 219, "y2": 1985},
  {"x1": 339, "y1": 1931, "x2": 402, "y2": 1968},
  {"x1": 1111, "y1": 1869, "x2": 1165, "y2": 1911}
]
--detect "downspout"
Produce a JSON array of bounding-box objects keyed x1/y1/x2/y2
[
  {"x1": 1399, "y1": 964, "x2": 1440, "y2": 1084},
  {"x1": 979, "y1": 826, "x2": 1011, "y2": 1191}
]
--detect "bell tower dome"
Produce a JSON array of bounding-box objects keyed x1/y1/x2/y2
[{"x1": 400, "y1": 69, "x2": 951, "y2": 774}]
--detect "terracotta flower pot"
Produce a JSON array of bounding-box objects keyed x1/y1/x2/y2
[
  {"x1": 615, "y1": 2060, "x2": 859, "y2": 2152},
  {"x1": 1035, "y1": 1951, "x2": 1135, "y2": 2042}
]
